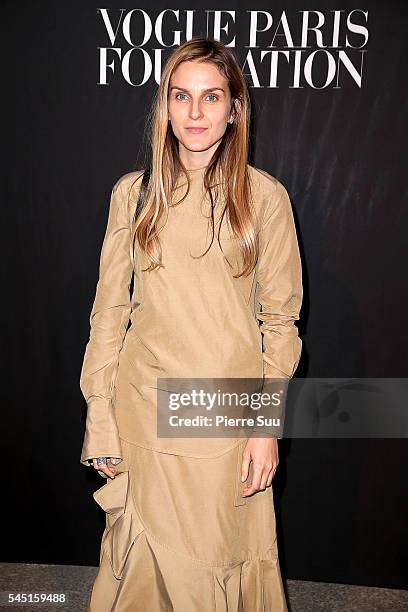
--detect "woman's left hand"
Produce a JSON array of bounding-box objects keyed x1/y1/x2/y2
[{"x1": 241, "y1": 437, "x2": 279, "y2": 497}]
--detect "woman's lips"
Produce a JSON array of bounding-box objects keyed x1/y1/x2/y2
[{"x1": 186, "y1": 127, "x2": 207, "y2": 134}]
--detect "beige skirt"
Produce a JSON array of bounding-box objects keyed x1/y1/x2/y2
[{"x1": 86, "y1": 437, "x2": 288, "y2": 611}]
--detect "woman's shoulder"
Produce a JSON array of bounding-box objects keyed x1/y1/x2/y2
[
  {"x1": 247, "y1": 163, "x2": 289, "y2": 205},
  {"x1": 112, "y1": 169, "x2": 146, "y2": 197}
]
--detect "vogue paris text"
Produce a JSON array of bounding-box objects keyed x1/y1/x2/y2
[{"x1": 97, "y1": 8, "x2": 369, "y2": 89}]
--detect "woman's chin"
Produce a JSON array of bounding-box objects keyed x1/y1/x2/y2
[{"x1": 181, "y1": 139, "x2": 215, "y2": 153}]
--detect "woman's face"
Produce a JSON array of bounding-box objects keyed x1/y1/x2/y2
[{"x1": 167, "y1": 60, "x2": 235, "y2": 168}]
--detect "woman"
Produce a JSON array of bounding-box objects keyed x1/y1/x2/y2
[{"x1": 80, "y1": 36, "x2": 302, "y2": 611}]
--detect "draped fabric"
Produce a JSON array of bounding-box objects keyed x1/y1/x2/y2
[{"x1": 86, "y1": 438, "x2": 288, "y2": 611}]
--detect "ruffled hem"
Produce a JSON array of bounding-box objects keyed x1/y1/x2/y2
[
  {"x1": 88, "y1": 468, "x2": 288, "y2": 611},
  {"x1": 93, "y1": 471, "x2": 144, "y2": 580}
]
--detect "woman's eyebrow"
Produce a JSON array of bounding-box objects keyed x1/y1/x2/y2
[{"x1": 169, "y1": 86, "x2": 225, "y2": 94}]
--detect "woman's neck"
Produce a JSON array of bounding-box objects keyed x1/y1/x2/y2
[
  {"x1": 179, "y1": 155, "x2": 210, "y2": 173},
  {"x1": 179, "y1": 143, "x2": 219, "y2": 171}
]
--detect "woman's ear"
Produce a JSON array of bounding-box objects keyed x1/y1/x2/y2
[{"x1": 229, "y1": 98, "x2": 241, "y2": 123}]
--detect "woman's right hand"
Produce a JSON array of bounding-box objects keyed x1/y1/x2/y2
[{"x1": 91, "y1": 457, "x2": 119, "y2": 479}]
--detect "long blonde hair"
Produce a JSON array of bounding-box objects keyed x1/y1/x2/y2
[{"x1": 128, "y1": 36, "x2": 259, "y2": 278}]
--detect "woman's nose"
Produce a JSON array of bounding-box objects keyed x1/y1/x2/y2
[{"x1": 190, "y1": 100, "x2": 202, "y2": 119}]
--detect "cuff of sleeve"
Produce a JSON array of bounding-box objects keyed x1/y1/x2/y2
[
  {"x1": 252, "y1": 375, "x2": 290, "y2": 438},
  {"x1": 263, "y1": 365, "x2": 291, "y2": 380},
  {"x1": 262, "y1": 336, "x2": 302, "y2": 380},
  {"x1": 80, "y1": 397, "x2": 123, "y2": 467}
]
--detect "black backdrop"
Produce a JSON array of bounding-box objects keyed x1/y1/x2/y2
[{"x1": 3, "y1": 0, "x2": 407, "y2": 589}]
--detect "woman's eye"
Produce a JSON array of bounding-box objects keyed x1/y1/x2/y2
[{"x1": 176, "y1": 93, "x2": 218, "y2": 102}]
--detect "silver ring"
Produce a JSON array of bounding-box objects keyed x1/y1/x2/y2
[{"x1": 96, "y1": 457, "x2": 107, "y2": 466}]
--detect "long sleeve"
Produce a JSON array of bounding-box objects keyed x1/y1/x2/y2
[
  {"x1": 79, "y1": 177, "x2": 132, "y2": 467},
  {"x1": 252, "y1": 181, "x2": 303, "y2": 436}
]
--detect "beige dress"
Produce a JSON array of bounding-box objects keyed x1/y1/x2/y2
[{"x1": 79, "y1": 164, "x2": 303, "y2": 611}]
